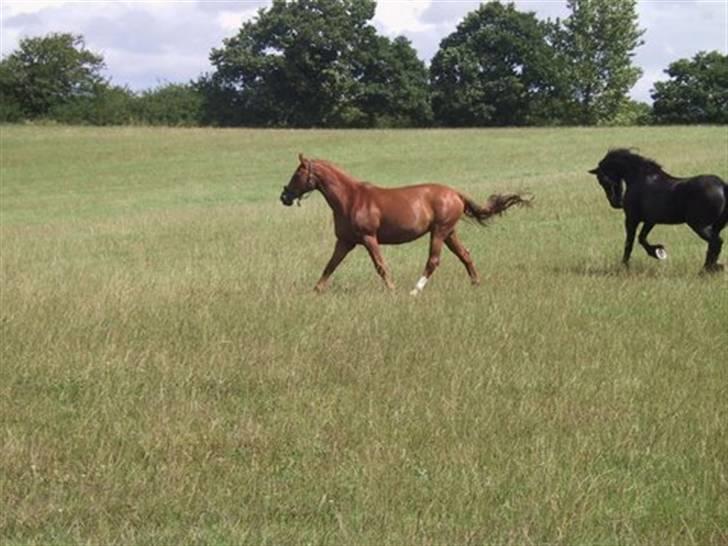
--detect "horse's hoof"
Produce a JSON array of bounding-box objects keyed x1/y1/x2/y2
[
  {"x1": 655, "y1": 248, "x2": 667, "y2": 260},
  {"x1": 703, "y1": 263, "x2": 725, "y2": 274},
  {"x1": 409, "y1": 289, "x2": 420, "y2": 296}
]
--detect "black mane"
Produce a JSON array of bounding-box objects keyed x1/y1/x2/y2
[{"x1": 603, "y1": 148, "x2": 672, "y2": 178}]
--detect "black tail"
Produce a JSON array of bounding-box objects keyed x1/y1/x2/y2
[{"x1": 460, "y1": 192, "x2": 532, "y2": 226}]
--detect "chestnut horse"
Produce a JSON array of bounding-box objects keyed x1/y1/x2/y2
[{"x1": 280, "y1": 154, "x2": 530, "y2": 294}]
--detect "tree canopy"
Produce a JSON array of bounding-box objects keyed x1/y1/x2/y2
[
  {"x1": 204, "y1": 0, "x2": 430, "y2": 127},
  {"x1": 651, "y1": 51, "x2": 728, "y2": 124},
  {"x1": 430, "y1": 2, "x2": 566, "y2": 127},
  {"x1": 0, "y1": 33, "x2": 106, "y2": 120},
  {"x1": 556, "y1": 0, "x2": 645, "y2": 124},
  {"x1": 0, "y1": 1, "x2": 719, "y2": 128}
]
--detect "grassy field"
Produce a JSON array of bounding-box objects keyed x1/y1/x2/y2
[{"x1": 1, "y1": 125, "x2": 727, "y2": 545}]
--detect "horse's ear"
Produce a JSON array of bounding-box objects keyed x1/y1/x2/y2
[
  {"x1": 588, "y1": 168, "x2": 599, "y2": 175},
  {"x1": 298, "y1": 153, "x2": 306, "y2": 165}
]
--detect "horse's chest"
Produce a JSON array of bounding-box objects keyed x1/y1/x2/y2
[
  {"x1": 331, "y1": 207, "x2": 377, "y2": 239},
  {"x1": 333, "y1": 216, "x2": 356, "y2": 240}
]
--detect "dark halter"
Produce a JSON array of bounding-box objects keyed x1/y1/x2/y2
[{"x1": 296, "y1": 160, "x2": 315, "y2": 206}]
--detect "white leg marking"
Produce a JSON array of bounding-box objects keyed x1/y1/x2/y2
[{"x1": 410, "y1": 276, "x2": 428, "y2": 296}]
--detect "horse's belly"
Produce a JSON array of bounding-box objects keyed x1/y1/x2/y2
[
  {"x1": 375, "y1": 200, "x2": 433, "y2": 244},
  {"x1": 377, "y1": 224, "x2": 428, "y2": 244},
  {"x1": 643, "y1": 209, "x2": 684, "y2": 224},
  {"x1": 641, "y1": 197, "x2": 685, "y2": 224}
]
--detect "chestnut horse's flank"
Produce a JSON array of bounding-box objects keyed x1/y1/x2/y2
[{"x1": 281, "y1": 154, "x2": 530, "y2": 294}]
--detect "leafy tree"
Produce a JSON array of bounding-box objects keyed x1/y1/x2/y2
[
  {"x1": 50, "y1": 83, "x2": 136, "y2": 125},
  {"x1": 135, "y1": 83, "x2": 204, "y2": 126},
  {"x1": 606, "y1": 99, "x2": 652, "y2": 126},
  {"x1": 205, "y1": 0, "x2": 430, "y2": 127},
  {"x1": 557, "y1": 0, "x2": 644, "y2": 124},
  {"x1": 0, "y1": 33, "x2": 106, "y2": 119},
  {"x1": 195, "y1": 74, "x2": 245, "y2": 127},
  {"x1": 429, "y1": 2, "x2": 566, "y2": 127},
  {"x1": 354, "y1": 35, "x2": 432, "y2": 127},
  {"x1": 651, "y1": 51, "x2": 728, "y2": 124},
  {"x1": 0, "y1": 71, "x2": 24, "y2": 122}
]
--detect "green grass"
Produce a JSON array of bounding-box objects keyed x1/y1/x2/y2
[{"x1": 1, "y1": 125, "x2": 727, "y2": 545}]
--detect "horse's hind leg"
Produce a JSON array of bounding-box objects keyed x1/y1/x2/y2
[
  {"x1": 707, "y1": 234, "x2": 724, "y2": 272},
  {"x1": 445, "y1": 231, "x2": 480, "y2": 286},
  {"x1": 410, "y1": 233, "x2": 445, "y2": 296},
  {"x1": 706, "y1": 218, "x2": 725, "y2": 272},
  {"x1": 688, "y1": 223, "x2": 724, "y2": 272}
]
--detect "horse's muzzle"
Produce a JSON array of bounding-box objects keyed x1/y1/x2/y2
[{"x1": 280, "y1": 187, "x2": 296, "y2": 207}]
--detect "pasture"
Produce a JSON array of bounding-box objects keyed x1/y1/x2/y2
[{"x1": 1, "y1": 125, "x2": 726, "y2": 545}]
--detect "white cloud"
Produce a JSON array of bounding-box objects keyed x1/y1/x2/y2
[
  {"x1": 0, "y1": 0, "x2": 260, "y2": 88},
  {"x1": 632, "y1": 1, "x2": 727, "y2": 101},
  {"x1": 216, "y1": 8, "x2": 257, "y2": 31},
  {"x1": 1, "y1": 0, "x2": 67, "y2": 17},
  {"x1": 374, "y1": 0, "x2": 435, "y2": 34}
]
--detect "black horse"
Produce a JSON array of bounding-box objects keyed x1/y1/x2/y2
[{"x1": 589, "y1": 149, "x2": 727, "y2": 272}]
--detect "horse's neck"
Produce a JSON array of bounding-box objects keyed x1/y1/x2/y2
[
  {"x1": 317, "y1": 169, "x2": 357, "y2": 213},
  {"x1": 625, "y1": 169, "x2": 677, "y2": 188}
]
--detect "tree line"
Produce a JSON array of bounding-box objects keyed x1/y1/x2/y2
[{"x1": 1, "y1": 0, "x2": 726, "y2": 127}]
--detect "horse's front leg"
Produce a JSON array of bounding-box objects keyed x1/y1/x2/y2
[
  {"x1": 315, "y1": 239, "x2": 355, "y2": 292},
  {"x1": 362, "y1": 235, "x2": 395, "y2": 290},
  {"x1": 622, "y1": 217, "x2": 638, "y2": 266},
  {"x1": 638, "y1": 222, "x2": 667, "y2": 260},
  {"x1": 410, "y1": 233, "x2": 444, "y2": 296}
]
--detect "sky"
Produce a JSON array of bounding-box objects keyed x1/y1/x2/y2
[{"x1": 1, "y1": 1, "x2": 726, "y2": 103}]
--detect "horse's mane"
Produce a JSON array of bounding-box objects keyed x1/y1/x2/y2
[
  {"x1": 313, "y1": 159, "x2": 360, "y2": 183},
  {"x1": 604, "y1": 148, "x2": 673, "y2": 178}
]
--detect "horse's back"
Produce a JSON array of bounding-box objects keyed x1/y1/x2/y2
[
  {"x1": 366, "y1": 182, "x2": 461, "y2": 209},
  {"x1": 681, "y1": 175, "x2": 725, "y2": 202},
  {"x1": 368, "y1": 181, "x2": 457, "y2": 196},
  {"x1": 674, "y1": 175, "x2": 726, "y2": 225}
]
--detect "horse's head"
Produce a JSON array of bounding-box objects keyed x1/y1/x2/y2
[
  {"x1": 281, "y1": 153, "x2": 317, "y2": 206},
  {"x1": 588, "y1": 163, "x2": 623, "y2": 209}
]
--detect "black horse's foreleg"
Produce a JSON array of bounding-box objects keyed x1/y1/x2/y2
[
  {"x1": 638, "y1": 222, "x2": 667, "y2": 260},
  {"x1": 622, "y1": 218, "x2": 638, "y2": 266}
]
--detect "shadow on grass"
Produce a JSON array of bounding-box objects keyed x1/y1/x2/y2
[
  {"x1": 549, "y1": 260, "x2": 707, "y2": 279},
  {"x1": 552, "y1": 263, "x2": 625, "y2": 278}
]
